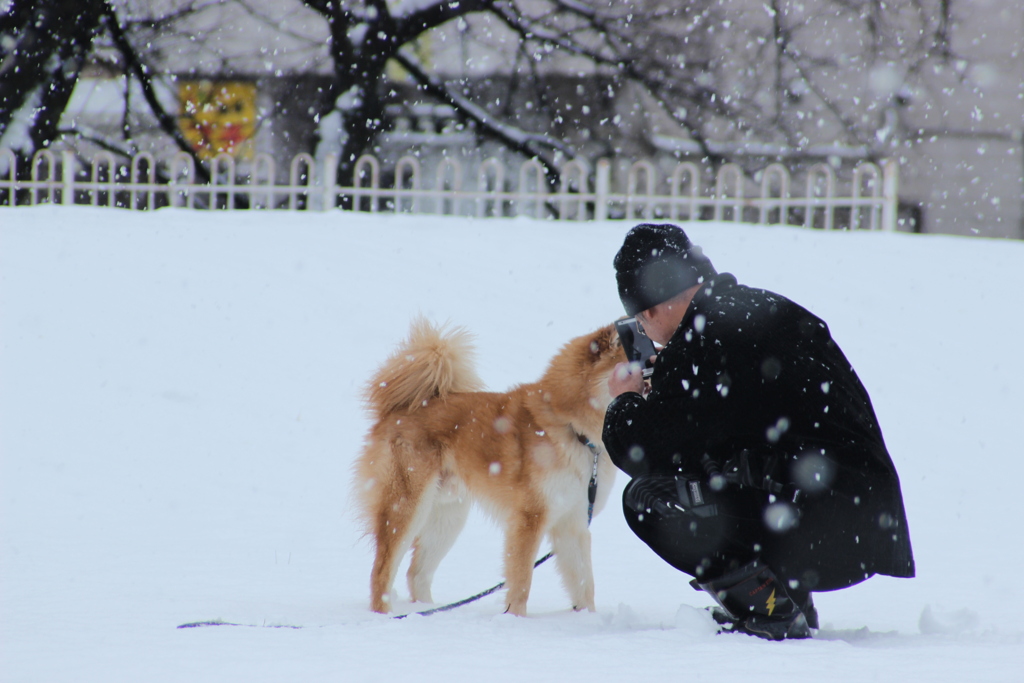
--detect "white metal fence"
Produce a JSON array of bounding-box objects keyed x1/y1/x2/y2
[{"x1": 0, "y1": 148, "x2": 899, "y2": 230}]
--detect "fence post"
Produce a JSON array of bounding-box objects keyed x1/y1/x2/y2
[
  {"x1": 882, "y1": 158, "x2": 899, "y2": 231},
  {"x1": 595, "y1": 159, "x2": 610, "y2": 221},
  {"x1": 322, "y1": 154, "x2": 337, "y2": 210},
  {"x1": 61, "y1": 151, "x2": 75, "y2": 206}
]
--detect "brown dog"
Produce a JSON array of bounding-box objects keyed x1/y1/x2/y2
[{"x1": 354, "y1": 318, "x2": 622, "y2": 616}]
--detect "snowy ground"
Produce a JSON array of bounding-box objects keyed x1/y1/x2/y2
[{"x1": 2, "y1": 206, "x2": 1023, "y2": 681}]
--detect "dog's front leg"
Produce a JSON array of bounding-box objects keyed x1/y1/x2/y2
[
  {"x1": 548, "y1": 516, "x2": 596, "y2": 612},
  {"x1": 503, "y1": 509, "x2": 546, "y2": 616}
]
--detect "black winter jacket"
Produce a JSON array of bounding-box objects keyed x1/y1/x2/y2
[{"x1": 603, "y1": 274, "x2": 915, "y2": 580}]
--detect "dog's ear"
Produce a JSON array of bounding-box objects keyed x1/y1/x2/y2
[
  {"x1": 609, "y1": 325, "x2": 622, "y2": 350},
  {"x1": 587, "y1": 324, "x2": 619, "y2": 357}
]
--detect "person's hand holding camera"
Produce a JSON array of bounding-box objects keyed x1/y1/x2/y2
[{"x1": 608, "y1": 361, "x2": 649, "y2": 398}]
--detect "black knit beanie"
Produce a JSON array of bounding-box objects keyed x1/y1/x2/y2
[{"x1": 614, "y1": 223, "x2": 717, "y2": 316}]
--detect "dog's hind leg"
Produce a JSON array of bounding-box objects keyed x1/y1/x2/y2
[
  {"x1": 548, "y1": 515, "x2": 596, "y2": 612},
  {"x1": 503, "y1": 508, "x2": 546, "y2": 616},
  {"x1": 407, "y1": 493, "x2": 471, "y2": 604},
  {"x1": 368, "y1": 445, "x2": 438, "y2": 613}
]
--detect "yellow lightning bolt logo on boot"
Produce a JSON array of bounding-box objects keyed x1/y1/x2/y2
[{"x1": 766, "y1": 588, "x2": 777, "y2": 616}]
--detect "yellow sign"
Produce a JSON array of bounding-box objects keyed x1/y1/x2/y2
[{"x1": 178, "y1": 81, "x2": 257, "y2": 160}]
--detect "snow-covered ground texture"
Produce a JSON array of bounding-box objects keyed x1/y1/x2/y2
[{"x1": 2, "y1": 207, "x2": 1023, "y2": 682}]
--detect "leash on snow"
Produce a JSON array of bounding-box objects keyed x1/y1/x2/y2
[{"x1": 393, "y1": 435, "x2": 601, "y2": 619}]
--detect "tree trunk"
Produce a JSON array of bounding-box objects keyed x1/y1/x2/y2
[{"x1": 0, "y1": 0, "x2": 103, "y2": 155}]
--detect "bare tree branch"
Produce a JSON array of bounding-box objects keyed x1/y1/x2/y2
[
  {"x1": 392, "y1": 48, "x2": 569, "y2": 183},
  {"x1": 102, "y1": 0, "x2": 211, "y2": 183},
  {"x1": 396, "y1": 0, "x2": 495, "y2": 46}
]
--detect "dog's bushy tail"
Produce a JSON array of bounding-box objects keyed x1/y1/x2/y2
[{"x1": 364, "y1": 317, "x2": 483, "y2": 419}]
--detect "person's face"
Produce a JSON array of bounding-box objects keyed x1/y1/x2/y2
[
  {"x1": 635, "y1": 284, "x2": 701, "y2": 346},
  {"x1": 635, "y1": 308, "x2": 675, "y2": 347}
]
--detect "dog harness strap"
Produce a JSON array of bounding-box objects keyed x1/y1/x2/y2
[{"x1": 577, "y1": 433, "x2": 601, "y2": 525}]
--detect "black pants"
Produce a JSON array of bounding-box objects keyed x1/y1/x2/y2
[{"x1": 622, "y1": 475, "x2": 871, "y2": 593}]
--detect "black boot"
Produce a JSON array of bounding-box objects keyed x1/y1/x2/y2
[
  {"x1": 693, "y1": 560, "x2": 812, "y2": 640},
  {"x1": 790, "y1": 590, "x2": 818, "y2": 630}
]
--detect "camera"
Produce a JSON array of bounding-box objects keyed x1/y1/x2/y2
[{"x1": 615, "y1": 318, "x2": 657, "y2": 378}]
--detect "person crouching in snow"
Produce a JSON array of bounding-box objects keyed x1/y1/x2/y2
[{"x1": 603, "y1": 223, "x2": 914, "y2": 640}]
